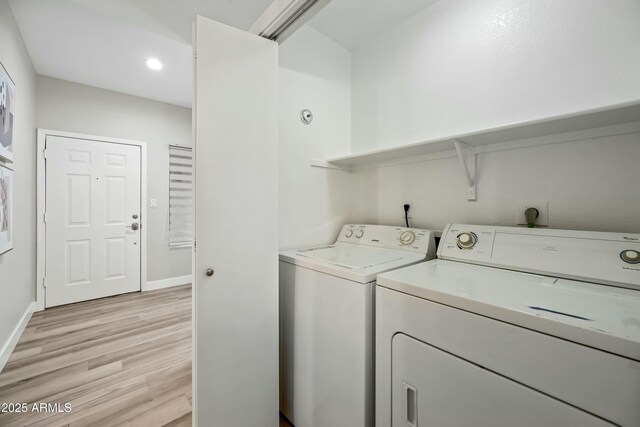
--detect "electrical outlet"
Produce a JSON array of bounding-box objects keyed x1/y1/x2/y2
[
  {"x1": 516, "y1": 201, "x2": 549, "y2": 227},
  {"x1": 401, "y1": 201, "x2": 414, "y2": 225}
]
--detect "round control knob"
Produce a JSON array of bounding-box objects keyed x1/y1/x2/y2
[
  {"x1": 620, "y1": 250, "x2": 640, "y2": 264},
  {"x1": 345, "y1": 229, "x2": 353, "y2": 238},
  {"x1": 457, "y1": 232, "x2": 477, "y2": 249},
  {"x1": 399, "y1": 231, "x2": 416, "y2": 246},
  {"x1": 355, "y1": 229, "x2": 364, "y2": 238}
]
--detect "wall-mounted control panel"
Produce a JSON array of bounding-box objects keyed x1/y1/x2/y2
[
  {"x1": 438, "y1": 224, "x2": 640, "y2": 290},
  {"x1": 337, "y1": 224, "x2": 437, "y2": 256}
]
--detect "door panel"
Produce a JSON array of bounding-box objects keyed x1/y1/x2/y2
[
  {"x1": 45, "y1": 135, "x2": 141, "y2": 307},
  {"x1": 392, "y1": 334, "x2": 613, "y2": 427},
  {"x1": 193, "y1": 17, "x2": 279, "y2": 426}
]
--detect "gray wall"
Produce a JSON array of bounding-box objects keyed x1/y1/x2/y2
[
  {"x1": 36, "y1": 76, "x2": 192, "y2": 282},
  {"x1": 0, "y1": 0, "x2": 37, "y2": 358}
]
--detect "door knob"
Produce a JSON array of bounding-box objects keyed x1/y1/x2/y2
[
  {"x1": 205, "y1": 268, "x2": 214, "y2": 277},
  {"x1": 127, "y1": 222, "x2": 140, "y2": 231}
]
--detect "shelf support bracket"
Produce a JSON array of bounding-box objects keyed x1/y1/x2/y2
[{"x1": 452, "y1": 139, "x2": 476, "y2": 201}]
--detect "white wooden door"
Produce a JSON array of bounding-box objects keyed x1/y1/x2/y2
[
  {"x1": 45, "y1": 135, "x2": 141, "y2": 307},
  {"x1": 193, "y1": 17, "x2": 279, "y2": 426}
]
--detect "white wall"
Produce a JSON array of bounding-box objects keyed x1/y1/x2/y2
[
  {"x1": 346, "y1": 0, "x2": 640, "y2": 234},
  {"x1": 351, "y1": 0, "x2": 640, "y2": 152},
  {"x1": 350, "y1": 123, "x2": 640, "y2": 233},
  {"x1": 0, "y1": 0, "x2": 37, "y2": 362},
  {"x1": 36, "y1": 76, "x2": 192, "y2": 282},
  {"x1": 278, "y1": 26, "x2": 353, "y2": 249}
]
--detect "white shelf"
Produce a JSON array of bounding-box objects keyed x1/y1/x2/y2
[{"x1": 320, "y1": 101, "x2": 640, "y2": 170}]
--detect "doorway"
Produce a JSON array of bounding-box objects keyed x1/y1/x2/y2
[{"x1": 37, "y1": 129, "x2": 148, "y2": 309}]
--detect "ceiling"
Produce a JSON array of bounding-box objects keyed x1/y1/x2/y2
[
  {"x1": 308, "y1": 0, "x2": 440, "y2": 51},
  {"x1": 67, "y1": 0, "x2": 277, "y2": 45},
  {"x1": 9, "y1": 0, "x2": 439, "y2": 108},
  {"x1": 8, "y1": 0, "x2": 274, "y2": 108}
]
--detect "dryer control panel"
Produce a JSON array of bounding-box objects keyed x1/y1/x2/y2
[
  {"x1": 337, "y1": 224, "x2": 438, "y2": 257},
  {"x1": 438, "y1": 224, "x2": 640, "y2": 290}
]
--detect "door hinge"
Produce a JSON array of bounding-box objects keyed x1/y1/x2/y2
[
  {"x1": 43, "y1": 212, "x2": 48, "y2": 223},
  {"x1": 42, "y1": 277, "x2": 47, "y2": 288},
  {"x1": 43, "y1": 148, "x2": 48, "y2": 159}
]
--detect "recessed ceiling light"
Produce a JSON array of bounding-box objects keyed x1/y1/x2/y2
[{"x1": 145, "y1": 58, "x2": 163, "y2": 71}]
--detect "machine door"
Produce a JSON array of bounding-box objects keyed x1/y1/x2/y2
[{"x1": 392, "y1": 334, "x2": 614, "y2": 427}]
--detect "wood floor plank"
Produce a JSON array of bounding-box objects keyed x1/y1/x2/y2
[
  {"x1": 113, "y1": 395, "x2": 192, "y2": 426},
  {"x1": 0, "y1": 361, "x2": 123, "y2": 405},
  {"x1": 0, "y1": 285, "x2": 192, "y2": 426},
  {"x1": 162, "y1": 412, "x2": 192, "y2": 427}
]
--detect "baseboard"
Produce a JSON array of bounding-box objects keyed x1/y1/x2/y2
[
  {"x1": 0, "y1": 302, "x2": 36, "y2": 374},
  {"x1": 143, "y1": 275, "x2": 192, "y2": 292}
]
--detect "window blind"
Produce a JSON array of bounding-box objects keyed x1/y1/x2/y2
[{"x1": 168, "y1": 145, "x2": 193, "y2": 248}]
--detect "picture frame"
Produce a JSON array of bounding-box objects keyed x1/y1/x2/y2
[
  {"x1": 0, "y1": 60, "x2": 16, "y2": 163},
  {"x1": 0, "y1": 163, "x2": 13, "y2": 255}
]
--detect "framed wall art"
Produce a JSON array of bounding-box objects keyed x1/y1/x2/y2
[
  {"x1": 0, "y1": 163, "x2": 13, "y2": 255},
  {"x1": 0, "y1": 61, "x2": 15, "y2": 163}
]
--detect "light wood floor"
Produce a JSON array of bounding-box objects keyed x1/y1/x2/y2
[{"x1": 0, "y1": 285, "x2": 192, "y2": 427}]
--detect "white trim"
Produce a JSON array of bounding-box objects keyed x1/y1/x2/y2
[
  {"x1": 143, "y1": 275, "x2": 193, "y2": 292},
  {"x1": 0, "y1": 302, "x2": 36, "y2": 373},
  {"x1": 36, "y1": 131, "x2": 46, "y2": 311},
  {"x1": 36, "y1": 129, "x2": 148, "y2": 310},
  {"x1": 191, "y1": 22, "x2": 198, "y2": 424}
]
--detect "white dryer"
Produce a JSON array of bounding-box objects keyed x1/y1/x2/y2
[
  {"x1": 376, "y1": 224, "x2": 640, "y2": 427},
  {"x1": 280, "y1": 224, "x2": 437, "y2": 427}
]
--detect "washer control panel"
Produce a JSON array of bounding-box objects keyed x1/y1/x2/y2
[
  {"x1": 399, "y1": 230, "x2": 416, "y2": 246},
  {"x1": 338, "y1": 224, "x2": 437, "y2": 255},
  {"x1": 621, "y1": 250, "x2": 640, "y2": 264},
  {"x1": 439, "y1": 224, "x2": 640, "y2": 290},
  {"x1": 456, "y1": 232, "x2": 477, "y2": 249},
  {"x1": 440, "y1": 225, "x2": 494, "y2": 260}
]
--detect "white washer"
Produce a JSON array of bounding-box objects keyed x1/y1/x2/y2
[
  {"x1": 280, "y1": 224, "x2": 437, "y2": 427},
  {"x1": 376, "y1": 224, "x2": 640, "y2": 427}
]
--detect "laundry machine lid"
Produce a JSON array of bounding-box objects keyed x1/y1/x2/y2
[
  {"x1": 279, "y1": 224, "x2": 438, "y2": 283},
  {"x1": 280, "y1": 244, "x2": 428, "y2": 283},
  {"x1": 297, "y1": 245, "x2": 406, "y2": 269},
  {"x1": 377, "y1": 259, "x2": 640, "y2": 361}
]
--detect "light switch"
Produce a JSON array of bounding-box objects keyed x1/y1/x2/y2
[{"x1": 149, "y1": 198, "x2": 158, "y2": 208}]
